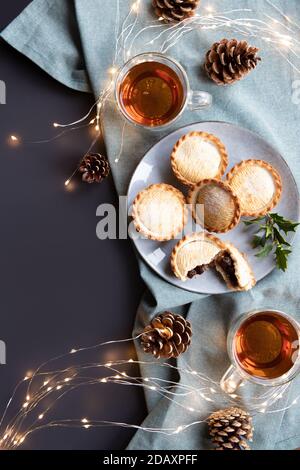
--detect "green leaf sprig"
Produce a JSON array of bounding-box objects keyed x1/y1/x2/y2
[{"x1": 244, "y1": 213, "x2": 299, "y2": 271}]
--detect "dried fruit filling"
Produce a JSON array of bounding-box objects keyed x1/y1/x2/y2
[
  {"x1": 187, "y1": 251, "x2": 238, "y2": 287},
  {"x1": 218, "y1": 251, "x2": 238, "y2": 287}
]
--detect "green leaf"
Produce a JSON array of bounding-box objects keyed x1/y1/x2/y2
[
  {"x1": 273, "y1": 227, "x2": 290, "y2": 246},
  {"x1": 270, "y1": 213, "x2": 300, "y2": 234},
  {"x1": 265, "y1": 224, "x2": 273, "y2": 239},
  {"x1": 255, "y1": 244, "x2": 273, "y2": 258},
  {"x1": 275, "y1": 245, "x2": 291, "y2": 271},
  {"x1": 244, "y1": 217, "x2": 265, "y2": 226},
  {"x1": 252, "y1": 235, "x2": 264, "y2": 248}
]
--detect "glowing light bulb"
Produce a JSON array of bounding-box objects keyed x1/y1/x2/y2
[
  {"x1": 131, "y1": 0, "x2": 140, "y2": 13},
  {"x1": 53, "y1": 122, "x2": 59, "y2": 128},
  {"x1": 64, "y1": 179, "x2": 71, "y2": 187},
  {"x1": 22, "y1": 402, "x2": 29, "y2": 408},
  {"x1": 175, "y1": 426, "x2": 183, "y2": 434},
  {"x1": 81, "y1": 418, "x2": 88, "y2": 423},
  {"x1": 10, "y1": 135, "x2": 18, "y2": 142},
  {"x1": 108, "y1": 66, "x2": 118, "y2": 76},
  {"x1": 100, "y1": 378, "x2": 107, "y2": 383},
  {"x1": 64, "y1": 377, "x2": 71, "y2": 382},
  {"x1": 56, "y1": 385, "x2": 62, "y2": 390},
  {"x1": 70, "y1": 349, "x2": 77, "y2": 354},
  {"x1": 38, "y1": 414, "x2": 44, "y2": 420}
]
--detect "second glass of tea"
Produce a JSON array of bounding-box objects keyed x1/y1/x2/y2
[
  {"x1": 221, "y1": 309, "x2": 300, "y2": 393},
  {"x1": 115, "y1": 52, "x2": 212, "y2": 130}
]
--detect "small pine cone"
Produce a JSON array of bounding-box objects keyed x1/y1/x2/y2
[
  {"x1": 79, "y1": 153, "x2": 110, "y2": 184},
  {"x1": 205, "y1": 38, "x2": 261, "y2": 85},
  {"x1": 208, "y1": 407, "x2": 254, "y2": 450},
  {"x1": 140, "y1": 312, "x2": 192, "y2": 359},
  {"x1": 152, "y1": 0, "x2": 200, "y2": 23}
]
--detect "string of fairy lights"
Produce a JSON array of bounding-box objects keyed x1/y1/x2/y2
[
  {"x1": 0, "y1": 332, "x2": 299, "y2": 449},
  {"x1": 8, "y1": 0, "x2": 300, "y2": 185},
  {"x1": 3, "y1": 0, "x2": 300, "y2": 449}
]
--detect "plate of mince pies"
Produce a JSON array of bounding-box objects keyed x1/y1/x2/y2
[{"x1": 128, "y1": 121, "x2": 299, "y2": 294}]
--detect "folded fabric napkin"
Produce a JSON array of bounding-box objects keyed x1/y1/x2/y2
[{"x1": 2, "y1": 0, "x2": 300, "y2": 450}]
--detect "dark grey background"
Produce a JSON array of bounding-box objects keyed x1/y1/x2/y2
[{"x1": 0, "y1": 1, "x2": 146, "y2": 450}]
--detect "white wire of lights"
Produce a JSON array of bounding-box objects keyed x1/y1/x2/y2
[{"x1": 0, "y1": 332, "x2": 298, "y2": 449}]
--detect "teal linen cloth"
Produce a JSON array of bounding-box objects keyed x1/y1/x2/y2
[{"x1": 2, "y1": 0, "x2": 300, "y2": 450}]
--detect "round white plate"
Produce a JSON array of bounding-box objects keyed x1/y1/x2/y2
[{"x1": 127, "y1": 121, "x2": 300, "y2": 294}]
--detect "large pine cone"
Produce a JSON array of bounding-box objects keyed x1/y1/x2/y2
[
  {"x1": 205, "y1": 39, "x2": 261, "y2": 85},
  {"x1": 152, "y1": 0, "x2": 200, "y2": 23},
  {"x1": 208, "y1": 407, "x2": 254, "y2": 450},
  {"x1": 140, "y1": 312, "x2": 192, "y2": 359},
  {"x1": 79, "y1": 153, "x2": 110, "y2": 184}
]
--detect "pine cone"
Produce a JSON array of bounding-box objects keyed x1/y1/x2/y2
[
  {"x1": 205, "y1": 39, "x2": 261, "y2": 85},
  {"x1": 152, "y1": 0, "x2": 200, "y2": 23},
  {"x1": 140, "y1": 312, "x2": 192, "y2": 359},
  {"x1": 79, "y1": 153, "x2": 110, "y2": 184},
  {"x1": 208, "y1": 407, "x2": 253, "y2": 450}
]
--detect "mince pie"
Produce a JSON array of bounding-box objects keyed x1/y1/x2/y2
[
  {"x1": 226, "y1": 159, "x2": 282, "y2": 216},
  {"x1": 188, "y1": 178, "x2": 241, "y2": 233},
  {"x1": 171, "y1": 131, "x2": 228, "y2": 187},
  {"x1": 170, "y1": 232, "x2": 256, "y2": 291},
  {"x1": 132, "y1": 183, "x2": 187, "y2": 241}
]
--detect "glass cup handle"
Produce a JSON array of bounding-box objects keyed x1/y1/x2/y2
[
  {"x1": 220, "y1": 365, "x2": 245, "y2": 394},
  {"x1": 187, "y1": 90, "x2": 212, "y2": 110}
]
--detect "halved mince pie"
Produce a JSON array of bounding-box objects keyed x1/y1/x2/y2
[
  {"x1": 226, "y1": 159, "x2": 282, "y2": 216},
  {"x1": 188, "y1": 179, "x2": 241, "y2": 233},
  {"x1": 171, "y1": 131, "x2": 228, "y2": 187},
  {"x1": 170, "y1": 232, "x2": 225, "y2": 281},
  {"x1": 132, "y1": 183, "x2": 187, "y2": 241},
  {"x1": 215, "y1": 243, "x2": 256, "y2": 291},
  {"x1": 170, "y1": 232, "x2": 256, "y2": 291}
]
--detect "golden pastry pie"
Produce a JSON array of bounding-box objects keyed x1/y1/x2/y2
[
  {"x1": 171, "y1": 131, "x2": 228, "y2": 187},
  {"x1": 188, "y1": 179, "x2": 241, "y2": 233},
  {"x1": 170, "y1": 232, "x2": 225, "y2": 281},
  {"x1": 226, "y1": 159, "x2": 282, "y2": 216},
  {"x1": 132, "y1": 183, "x2": 187, "y2": 241},
  {"x1": 214, "y1": 243, "x2": 256, "y2": 291},
  {"x1": 170, "y1": 232, "x2": 256, "y2": 291}
]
